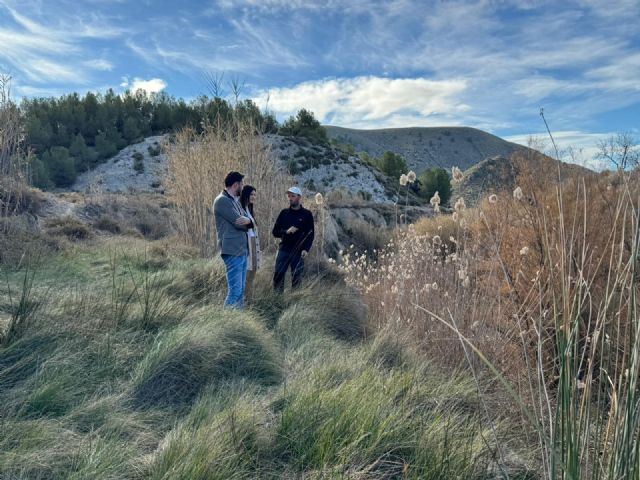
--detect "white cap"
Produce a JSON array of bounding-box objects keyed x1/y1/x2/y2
[{"x1": 287, "y1": 186, "x2": 302, "y2": 196}]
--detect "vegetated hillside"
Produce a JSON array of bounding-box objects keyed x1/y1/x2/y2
[
  {"x1": 453, "y1": 150, "x2": 596, "y2": 206},
  {"x1": 72, "y1": 134, "x2": 401, "y2": 204},
  {"x1": 326, "y1": 125, "x2": 531, "y2": 173}
]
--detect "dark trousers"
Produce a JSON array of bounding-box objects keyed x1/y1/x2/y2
[{"x1": 274, "y1": 249, "x2": 304, "y2": 293}]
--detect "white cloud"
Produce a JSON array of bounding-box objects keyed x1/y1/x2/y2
[
  {"x1": 253, "y1": 76, "x2": 468, "y2": 128},
  {"x1": 504, "y1": 131, "x2": 615, "y2": 170},
  {"x1": 84, "y1": 59, "x2": 114, "y2": 71},
  {"x1": 121, "y1": 77, "x2": 167, "y2": 93},
  {"x1": 0, "y1": 2, "x2": 123, "y2": 86}
]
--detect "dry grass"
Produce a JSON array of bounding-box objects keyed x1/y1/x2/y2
[
  {"x1": 341, "y1": 167, "x2": 640, "y2": 477},
  {"x1": 165, "y1": 123, "x2": 292, "y2": 255}
]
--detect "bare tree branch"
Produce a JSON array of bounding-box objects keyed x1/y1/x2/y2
[
  {"x1": 203, "y1": 70, "x2": 225, "y2": 98},
  {"x1": 596, "y1": 132, "x2": 639, "y2": 171}
]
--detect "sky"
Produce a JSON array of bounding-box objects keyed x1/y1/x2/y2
[{"x1": 1, "y1": 0, "x2": 639, "y2": 168}]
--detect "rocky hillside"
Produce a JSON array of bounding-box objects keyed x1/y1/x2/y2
[
  {"x1": 73, "y1": 136, "x2": 168, "y2": 195},
  {"x1": 325, "y1": 125, "x2": 531, "y2": 173},
  {"x1": 453, "y1": 150, "x2": 596, "y2": 206},
  {"x1": 72, "y1": 134, "x2": 400, "y2": 204}
]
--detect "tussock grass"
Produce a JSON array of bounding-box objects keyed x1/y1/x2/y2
[
  {"x1": 131, "y1": 311, "x2": 283, "y2": 408},
  {"x1": 148, "y1": 398, "x2": 271, "y2": 480},
  {"x1": 277, "y1": 285, "x2": 369, "y2": 343},
  {"x1": 275, "y1": 357, "x2": 487, "y2": 478},
  {"x1": 0, "y1": 233, "x2": 519, "y2": 478}
]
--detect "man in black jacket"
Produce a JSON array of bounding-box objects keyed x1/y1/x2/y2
[{"x1": 272, "y1": 186, "x2": 314, "y2": 292}]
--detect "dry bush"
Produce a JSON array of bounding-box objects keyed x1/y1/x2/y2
[
  {"x1": 325, "y1": 189, "x2": 367, "y2": 207},
  {"x1": 46, "y1": 217, "x2": 93, "y2": 241},
  {"x1": 0, "y1": 75, "x2": 31, "y2": 218},
  {"x1": 342, "y1": 166, "x2": 640, "y2": 477},
  {"x1": 84, "y1": 193, "x2": 174, "y2": 239},
  {"x1": 0, "y1": 216, "x2": 62, "y2": 267},
  {"x1": 166, "y1": 123, "x2": 292, "y2": 256}
]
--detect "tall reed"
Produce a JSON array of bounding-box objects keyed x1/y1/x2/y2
[
  {"x1": 165, "y1": 121, "x2": 291, "y2": 256},
  {"x1": 342, "y1": 168, "x2": 640, "y2": 477}
]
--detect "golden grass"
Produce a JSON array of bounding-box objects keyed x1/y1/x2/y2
[{"x1": 165, "y1": 123, "x2": 292, "y2": 256}]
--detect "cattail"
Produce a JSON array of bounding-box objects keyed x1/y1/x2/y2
[
  {"x1": 520, "y1": 246, "x2": 529, "y2": 256},
  {"x1": 513, "y1": 186, "x2": 523, "y2": 200},
  {"x1": 488, "y1": 194, "x2": 498, "y2": 204},
  {"x1": 452, "y1": 166, "x2": 464, "y2": 183},
  {"x1": 400, "y1": 174, "x2": 408, "y2": 186},
  {"x1": 315, "y1": 192, "x2": 324, "y2": 205},
  {"x1": 407, "y1": 170, "x2": 417, "y2": 183},
  {"x1": 454, "y1": 197, "x2": 466, "y2": 212}
]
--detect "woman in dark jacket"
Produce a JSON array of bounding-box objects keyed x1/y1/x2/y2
[{"x1": 240, "y1": 185, "x2": 261, "y2": 305}]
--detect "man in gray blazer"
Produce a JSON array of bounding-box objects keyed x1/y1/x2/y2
[{"x1": 213, "y1": 171, "x2": 252, "y2": 308}]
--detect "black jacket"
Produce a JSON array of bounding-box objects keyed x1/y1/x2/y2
[{"x1": 272, "y1": 207, "x2": 314, "y2": 253}]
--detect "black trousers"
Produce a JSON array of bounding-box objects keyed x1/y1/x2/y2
[{"x1": 273, "y1": 249, "x2": 304, "y2": 293}]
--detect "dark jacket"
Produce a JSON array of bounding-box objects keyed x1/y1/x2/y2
[
  {"x1": 213, "y1": 190, "x2": 249, "y2": 256},
  {"x1": 272, "y1": 207, "x2": 314, "y2": 253}
]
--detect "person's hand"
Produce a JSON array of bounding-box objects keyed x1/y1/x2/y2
[
  {"x1": 236, "y1": 216, "x2": 251, "y2": 226},
  {"x1": 286, "y1": 226, "x2": 299, "y2": 234},
  {"x1": 301, "y1": 250, "x2": 308, "y2": 258}
]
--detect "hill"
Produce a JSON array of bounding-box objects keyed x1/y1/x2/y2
[
  {"x1": 72, "y1": 134, "x2": 405, "y2": 205},
  {"x1": 325, "y1": 125, "x2": 531, "y2": 173},
  {"x1": 453, "y1": 150, "x2": 596, "y2": 206}
]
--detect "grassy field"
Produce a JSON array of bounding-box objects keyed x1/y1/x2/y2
[{"x1": 0, "y1": 236, "x2": 527, "y2": 479}]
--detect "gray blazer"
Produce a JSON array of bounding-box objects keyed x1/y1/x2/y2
[{"x1": 213, "y1": 191, "x2": 249, "y2": 256}]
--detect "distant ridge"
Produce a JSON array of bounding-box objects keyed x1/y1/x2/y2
[
  {"x1": 453, "y1": 152, "x2": 595, "y2": 207},
  {"x1": 325, "y1": 125, "x2": 530, "y2": 173}
]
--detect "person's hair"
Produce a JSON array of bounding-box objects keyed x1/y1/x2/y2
[
  {"x1": 224, "y1": 171, "x2": 244, "y2": 187},
  {"x1": 240, "y1": 185, "x2": 256, "y2": 218}
]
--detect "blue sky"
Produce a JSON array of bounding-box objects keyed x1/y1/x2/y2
[{"x1": 1, "y1": 0, "x2": 638, "y2": 167}]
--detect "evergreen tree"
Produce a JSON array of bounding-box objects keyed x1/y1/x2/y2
[
  {"x1": 376, "y1": 151, "x2": 407, "y2": 179},
  {"x1": 419, "y1": 167, "x2": 452, "y2": 205},
  {"x1": 95, "y1": 131, "x2": 117, "y2": 159},
  {"x1": 43, "y1": 146, "x2": 76, "y2": 187}
]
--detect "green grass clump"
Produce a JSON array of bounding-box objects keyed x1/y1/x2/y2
[
  {"x1": 274, "y1": 356, "x2": 487, "y2": 478},
  {"x1": 148, "y1": 399, "x2": 270, "y2": 479},
  {"x1": 0, "y1": 236, "x2": 522, "y2": 478},
  {"x1": 279, "y1": 285, "x2": 369, "y2": 342},
  {"x1": 131, "y1": 311, "x2": 283, "y2": 408}
]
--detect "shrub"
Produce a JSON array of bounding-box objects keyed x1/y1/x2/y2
[
  {"x1": 94, "y1": 215, "x2": 121, "y2": 234},
  {"x1": 132, "y1": 209, "x2": 170, "y2": 239},
  {"x1": 148, "y1": 144, "x2": 162, "y2": 157},
  {"x1": 133, "y1": 155, "x2": 144, "y2": 174},
  {"x1": 45, "y1": 216, "x2": 92, "y2": 241},
  {"x1": 278, "y1": 109, "x2": 329, "y2": 145},
  {"x1": 375, "y1": 151, "x2": 407, "y2": 179},
  {"x1": 0, "y1": 180, "x2": 45, "y2": 216},
  {"x1": 0, "y1": 216, "x2": 60, "y2": 267}
]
